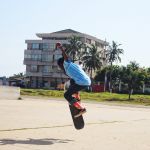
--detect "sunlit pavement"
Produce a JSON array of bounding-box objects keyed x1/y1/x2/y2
[{"x1": 0, "y1": 97, "x2": 150, "y2": 150}]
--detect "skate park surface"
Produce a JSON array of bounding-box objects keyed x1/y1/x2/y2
[{"x1": 0, "y1": 97, "x2": 150, "y2": 150}]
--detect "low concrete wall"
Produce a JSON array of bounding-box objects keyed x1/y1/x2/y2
[{"x1": 0, "y1": 86, "x2": 20, "y2": 100}]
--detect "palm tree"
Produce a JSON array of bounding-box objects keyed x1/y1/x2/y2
[
  {"x1": 63, "y1": 36, "x2": 84, "y2": 62},
  {"x1": 82, "y1": 44, "x2": 102, "y2": 78},
  {"x1": 107, "y1": 41, "x2": 124, "y2": 92},
  {"x1": 128, "y1": 61, "x2": 139, "y2": 71},
  {"x1": 118, "y1": 66, "x2": 126, "y2": 92}
]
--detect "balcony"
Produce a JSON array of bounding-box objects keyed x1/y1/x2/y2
[
  {"x1": 24, "y1": 59, "x2": 54, "y2": 65},
  {"x1": 42, "y1": 72, "x2": 53, "y2": 77},
  {"x1": 25, "y1": 71, "x2": 68, "y2": 78},
  {"x1": 25, "y1": 72, "x2": 42, "y2": 77}
]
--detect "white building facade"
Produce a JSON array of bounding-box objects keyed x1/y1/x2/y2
[{"x1": 24, "y1": 29, "x2": 108, "y2": 89}]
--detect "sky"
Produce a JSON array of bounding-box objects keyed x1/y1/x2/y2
[{"x1": 0, "y1": 0, "x2": 150, "y2": 77}]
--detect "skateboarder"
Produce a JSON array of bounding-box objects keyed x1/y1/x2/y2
[{"x1": 56, "y1": 43, "x2": 91, "y2": 118}]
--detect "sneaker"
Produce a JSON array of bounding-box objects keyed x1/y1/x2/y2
[
  {"x1": 74, "y1": 108, "x2": 87, "y2": 118},
  {"x1": 73, "y1": 101, "x2": 84, "y2": 110}
]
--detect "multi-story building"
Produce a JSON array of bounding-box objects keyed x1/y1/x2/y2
[{"x1": 24, "y1": 29, "x2": 108, "y2": 89}]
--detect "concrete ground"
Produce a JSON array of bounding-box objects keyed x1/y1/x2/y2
[{"x1": 0, "y1": 97, "x2": 150, "y2": 150}]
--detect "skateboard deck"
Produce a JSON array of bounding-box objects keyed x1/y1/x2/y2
[{"x1": 69, "y1": 104, "x2": 84, "y2": 130}]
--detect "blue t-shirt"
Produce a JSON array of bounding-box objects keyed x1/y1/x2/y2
[{"x1": 63, "y1": 60, "x2": 91, "y2": 86}]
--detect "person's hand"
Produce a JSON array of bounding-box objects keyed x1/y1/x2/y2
[
  {"x1": 56, "y1": 42, "x2": 62, "y2": 49},
  {"x1": 56, "y1": 42, "x2": 68, "y2": 60}
]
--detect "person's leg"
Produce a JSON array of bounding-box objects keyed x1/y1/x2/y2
[
  {"x1": 64, "y1": 82, "x2": 88, "y2": 117},
  {"x1": 70, "y1": 79, "x2": 80, "y2": 101},
  {"x1": 64, "y1": 83, "x2": 84, "y2": 105}
]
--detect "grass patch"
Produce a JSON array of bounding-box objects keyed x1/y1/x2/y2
[
  {"x1": 21, "y1": 89, "x2": 64, "y2": 97},
  {"x1": 21, "y1": 88, "x2": 150, "y2": 105}
]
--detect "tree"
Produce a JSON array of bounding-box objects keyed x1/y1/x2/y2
[
  {"x1": 140, "y1": 68, "x2": 150, "y2": 93},
  {"x1": 147, "y1": 67, "x2": 150, "y2": 74},
  {"x1": 94, "y1": 66, "x2": 111, "y2": 91},
  {"x1": 121, "y1": 61, "x2": 146, "y2": 99},
  {"x1": 95, "y1": 65, "x2": 121, "y2": 92},
  {"x1": 128, "y1": 61, "x2": 139, "y2": 71},
  {"x1": 63, "y1": 36, "x2": 84, "y2": 62},
  {"x1": 117, "y1": 66, "x2": 127, "y2": 92},
  {"x1": 95, "y1": 67, "x2": 107, "y2": 82},
  {"x1": 11, "y1": 72, "x2": 24, "y2": 78},
  {"x1": 107, "y1": 41, "x2": 124, "y2": 92},
  {"x1": 9, "y1": 72, "x2": 25, "y2": 87},
  {"x1": 82, "y1": 44, "x2": 102, "y2": 78}
]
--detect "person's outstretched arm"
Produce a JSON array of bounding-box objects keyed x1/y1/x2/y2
[{"x1": 56, "y1": 43, "x2": 68, "y2": 61}]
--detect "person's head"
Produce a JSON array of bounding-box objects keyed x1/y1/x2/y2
[
  {"x1": 79, "y1": 61, "x2": 82, "y2": 65},
  {"x1": 57, "y1": 57, "x2": 64, "y2": 70}
]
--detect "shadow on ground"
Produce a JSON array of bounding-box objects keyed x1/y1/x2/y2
[{"x1": 0, "y1": 138, "x2": 74, "y2": 145}]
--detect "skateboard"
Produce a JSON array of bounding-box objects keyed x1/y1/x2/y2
[
  {"x1": 69, "y1": 104, "x2": 84, "y2": 130},
  {"x1": 69, "y1": 92, "x2": 85, "y2": 130}
]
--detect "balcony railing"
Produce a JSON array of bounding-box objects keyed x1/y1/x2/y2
[
  {"x1": 24, "y1": 59, "x2": 54, "y2": 65},
  {"x1": 25, "y1": 71, "x2": 68, "y2": 78},
  {"x1": 25, "y1": 72, "x2": 42, "y2": 77}
]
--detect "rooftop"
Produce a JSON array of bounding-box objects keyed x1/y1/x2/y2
[{"x1": 36, "y1": 29, "x2": 108, "y2": 45}]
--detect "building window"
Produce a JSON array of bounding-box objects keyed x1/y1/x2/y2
[
  {"x1": 25, "y1": 54, "x2": 29, "y2": 59},
  {"x1": 43, "y1": 43, "x2": 49, "y2": 51},
  {"x1": 32, "y1": 43, "x2": 39, "y2": 49},
  {"x1": 31, "y1": 54, "x2": 41, "y2": 61},
  {"x1": 30, "y1": 65, "x2": 37, "y2": 72},
  {"x1": 43, "y1": 66, "x2": 52, "y2": 72},
  {"x1": 27, "y1": 43, "x2": 32, "y2": 50},
  {"x1": 25, "y1": 54, "x2": 30, "y2": 59},
  {"x1": 42, "y1": 55, "x2": 53, "y2": 62},
  {"x1": 25, "y1": 54, "x2": 41, "y2": 60},
  {"x1": 49, "y1": 43, "x2": 55, "y2": 50},
  {"x1": 39, "y1": 43, "x2": 43, "y2": 50}
]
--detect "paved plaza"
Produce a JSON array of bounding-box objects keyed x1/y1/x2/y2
[{"x1": 0, "y1": 97, "x2": 150, "y2": 150}]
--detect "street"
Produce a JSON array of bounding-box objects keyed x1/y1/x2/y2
[{"x1": 0, "y1": 97, "x2": 150, "y2": 150}]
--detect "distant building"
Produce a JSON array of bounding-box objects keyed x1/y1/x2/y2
[
  {"x1": 24, "y1": 29, "x2": 108, "y2": 89},
  {"x1": 0, "y1": 77, "x2": 8, "y2": 85}
]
